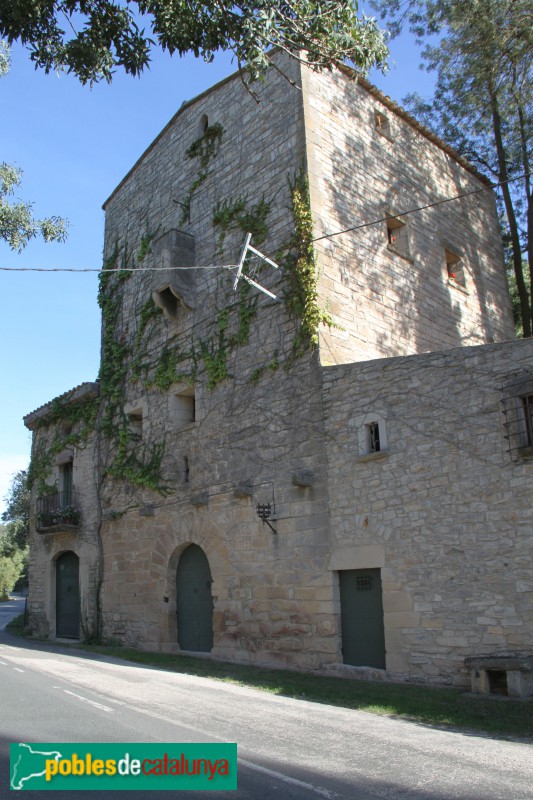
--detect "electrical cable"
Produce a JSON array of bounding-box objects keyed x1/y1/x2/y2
[
  {"x1": 1, "y1": 172, "x2": 528, "y2": 272},
  {"x1": 0, "y1": 263, "x2": 238, "y2": 273},
  {"x1": 311, "y1": 172, "x2": 530, "y2": 243}
]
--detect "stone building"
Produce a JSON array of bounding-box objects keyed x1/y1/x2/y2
[{"x1": 24, "y1": 53, "x2": 533, "y2": 691}]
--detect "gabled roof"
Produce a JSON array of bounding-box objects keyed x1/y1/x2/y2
[{"x1": 103, "y1": 58, "x2": 491, "y2": 210}]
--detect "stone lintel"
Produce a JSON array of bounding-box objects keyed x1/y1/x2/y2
[{"x1": 465, "y1": 653, "x2": 533, "y2": 672}]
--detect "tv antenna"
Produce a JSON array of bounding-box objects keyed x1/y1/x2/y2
[{"x1": 233, "y1": 233, "x2": 280, "y2": 300}]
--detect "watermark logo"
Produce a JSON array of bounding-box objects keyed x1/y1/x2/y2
[{"x1": 10, "y1": 743, "x2": 237, "y2": 790}]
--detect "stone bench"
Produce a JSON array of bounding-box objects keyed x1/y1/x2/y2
[{"x1": 465, "y1": 654, "x2": 533, "y2": 699}]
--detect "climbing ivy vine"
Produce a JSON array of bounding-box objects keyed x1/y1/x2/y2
[
  {"x1": 97, "y1": 248, "x2": 172, "y2": 494},
  {"x1": 180, "y1": 123, "x2": 224, "y2": 225},
  {"x1": 28, "y1": 124, "x2": 332, "y2": 502},
  {"x1": 26, "y1": 394, "x2": 100, "y2": 495},
  {"x1": 213, "y1": 195, "x2": 271, "y2": 253},
  {"x1": 137, "y1": 231, "x2": 155, "y2": 263},
  {"x1": 284, "y1": 169, "x2": 333, "y2": 353}
]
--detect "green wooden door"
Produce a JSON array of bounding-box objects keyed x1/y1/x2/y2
[
  {"x1": 176, "y1": 545, "x2": 213, "y2": 652},
  {"x1": 56, "y1": 551, "x2": 80, "y2": 638},
  {"x1": 339, "y1": 568, "x2": 386, "y2": 668}
]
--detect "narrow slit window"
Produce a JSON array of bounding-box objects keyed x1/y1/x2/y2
[
  {"x1": 366, "y1": 422, "x2": 381, "y2": 453},
  {"x1": 522, "y1": 395, "x2": 533, "y2": 446},
  {"x1": 61, "y1": 461, "x2": 73, "y2": 506},
  {"x1": 199, "y1": 114, "x2": 209, "y2": 134}
]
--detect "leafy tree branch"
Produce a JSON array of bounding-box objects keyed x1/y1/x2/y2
[
  {"x1": 0, "y1": 162, "x2": 68, "y2": 250},
  {"x1": 1, "y1": 39, "x2": 68, "y2": 250},
  {"x1": 371, "y1": 0, "x2": 532, "y2": 336},
  {"x1": 0, "y1": 1, "x2": 388, "y2": 85}
]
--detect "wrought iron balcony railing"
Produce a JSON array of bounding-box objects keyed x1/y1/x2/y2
[{"x1": 36, "y1": 490, "x2": 80, "y2": 531}]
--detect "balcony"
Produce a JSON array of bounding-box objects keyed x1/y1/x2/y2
[{"x1": 36, "y1": 491, "x2": 80, "y2": 533}]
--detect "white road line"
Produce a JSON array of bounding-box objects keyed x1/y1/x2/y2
[
  {"x1": 64, "y1": 690, "x2": 338, "y2": 799},
  {"x1": 0, "y1": 660, "x2": 8, "y2": 665},
  {"x1": 13, "y1": 667, "x2": 25, "y2": 672},
  {"x1": 54, "y1": 691, "x2": 337, "y2": 798},
  {"x1": 239, "y1": 758, "x2": 339, "y2": 799},
  {"x1": 53, "y1": 687, "x2": 114, "y2": 713}
]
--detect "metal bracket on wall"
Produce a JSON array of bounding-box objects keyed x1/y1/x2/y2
[{"x1": 256, "y1": 502, "x2": 277, "y2": 534}]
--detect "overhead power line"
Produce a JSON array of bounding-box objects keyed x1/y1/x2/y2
[
  {"x1": 0, "y1": 172, "x2": 529, "y2": 272},
  {"x1": 0, "y1": 263, "x2": 238, "y2": 273},
  {"x1": 311, "y1": 173, "x2": 530, "y2": 243}
]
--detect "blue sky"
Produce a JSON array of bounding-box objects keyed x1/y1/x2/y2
[{"x1": 0, "y1": 20, "x2": 435, "y2": 514}]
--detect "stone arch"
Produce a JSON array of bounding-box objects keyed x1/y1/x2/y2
[
  {"x1": 175, "y1": 544, "x2": 214, "y2": 652},
  {"x1": 157, "y1": 517, "x2": 233, "y2": 652},
  {"x1": 199, "y1": 113, "x2": 209, "y2": 134},
  {"x1": 161, "y1": 541, "x2": 208, "y2": 649}
]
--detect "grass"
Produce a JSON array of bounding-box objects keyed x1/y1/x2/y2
[
  {"x1": 5, "y1": 611, "x2": 32, "y2": 637},
  {"x1": 6, "y1": 616, "x2": 532, "y2": 741},
  {"x1": 81, "y1": 644, "x2": 532, "y2": 741}
]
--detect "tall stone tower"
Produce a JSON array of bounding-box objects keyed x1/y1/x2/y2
[{"x1": 25, "y1": 53, "x2": 532, "y2": 692}]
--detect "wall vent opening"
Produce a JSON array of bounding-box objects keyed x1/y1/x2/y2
[{"x1": 487, "y1": 669, "x2": 508, "y2": 696}]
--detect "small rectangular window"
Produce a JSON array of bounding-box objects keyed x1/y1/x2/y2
[
  {"x1": 445, "y1": 249, "x2": 466, "y2": 288},
  {"x1": 128, "y1": 409, "x2": 143, "y2": 438},
  {"x1": 501, "y1": 379, "x2": 533, "y2": 461},
  {"x1": 357, "y1": 414, "x2": 388, "y2": 461},
  {"x1": 356, "y1": 575, "x2": 373, "y2": 591},
  {"x1": 374, "y1": 109, "x2": 392, "y2": 140},
  {"x1": 386, "y1": 217, "x2": 410, "y2": 259},
  {"x1": 173, "y1": 389, "x2": 195, "y2": 429}
]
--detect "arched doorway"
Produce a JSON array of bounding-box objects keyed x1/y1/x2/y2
[
  {"x1": 56, "y1": 551, "x2": 80, "y2": 638},
  {"x1": 176, "y1": 544, "x2": 213, "y2": 652}
]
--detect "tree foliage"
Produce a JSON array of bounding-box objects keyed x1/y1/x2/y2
[
  {"x1": 0, "y1": 550, "x2": 25, "y2": 600},
  {"x1": 0, "y1": 1, "x2": 388, "y2": 85},
  {"x1": 1, "y1": 39, "x2": 68, "y2": 250},
  {"x1": 2, "y1": 470, "x2": 30, "y2": 553},
  {"x1": 371, "y1": 0, "x2": 532, "y2": 337},
  {"x1": 0, "y1": 34, "x2": 8, "y2": 74},
  {"x1": 0, "y1": 161, "x2": 68, "y2": 250},
  {"x1": 1, "y1": 470, "x2": 30, "y2": 594}
]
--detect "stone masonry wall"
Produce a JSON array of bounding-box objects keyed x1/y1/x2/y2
[
  {"x1": 26, "y1": 55, "x2": 525, "y2": 682},
  {"x1": 301, "y1": 67, "x2": 515, "y2": 365},
  {"x1": 99, "y1": 55, "x2": 339, "y2": 668},
  {"x1": 28, "y1": 422, "x2": 100, "y2": 639},
  {"x1": 323, "y1": 338, "x2": 533, "y2": 685}
]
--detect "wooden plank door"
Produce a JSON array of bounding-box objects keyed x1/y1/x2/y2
[
  {"x1": 176, "y1": 545, "x2": 213, "y2": 652},
  {"x1": 56, "y1": 551, "x2": 80, "y2": 638},
  {"x1": 339, "y1": 568, "x2": 386, "y2": 668}
]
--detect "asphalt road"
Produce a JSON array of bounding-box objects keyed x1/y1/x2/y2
[
  {"x1": 0, "y1": 631, "x2": 531, "y2": 800},
  {"x1": 0, "y1": 594, "x2": 26, "y2": 630}
]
